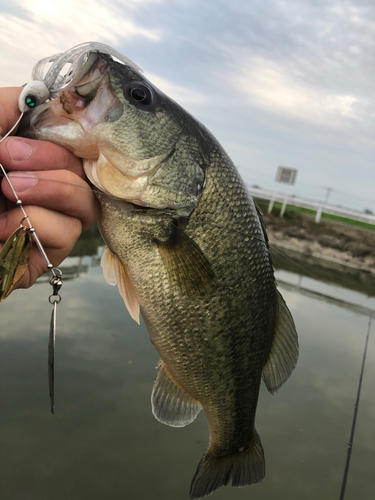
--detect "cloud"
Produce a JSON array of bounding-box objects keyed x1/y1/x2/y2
[
  {"x1": 234, "y1": 55, "x2": 363, "y2": 128},
  {"x1": 1, "y1": 0, "x2": 373, "y2": 210},
  {"x1": 0, "y1": 0, "x2": 162, "y2": 86},
  {"x1": 205, "y1": 0, "x2": 375, "y2": 149},
  {"x1": 146, "y1": 72, "x2": 208, "y2": 108}
]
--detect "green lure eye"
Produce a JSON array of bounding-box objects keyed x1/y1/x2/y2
[
  {"x1": 19, "y1": 81, "x2": 50, "y2": 113},
  {"x1": 25, "y1": 95, "x2": 37, "y2": 108}
]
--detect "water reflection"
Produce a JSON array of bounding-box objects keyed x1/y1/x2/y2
[
  {"x1": 0, "y1": 225, "x2": 374, "y2": 500},
  {"x1": 271, "y1": 246, "x2": 375, "y2": 298}
]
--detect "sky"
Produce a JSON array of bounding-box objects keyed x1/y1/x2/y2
[{"x1": 0, "y1": 0, "x2": 374, "y2": 212}]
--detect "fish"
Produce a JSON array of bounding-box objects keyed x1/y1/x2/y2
[{"x1": 19, "y1": 45, "x2": 298, "y2": 499}]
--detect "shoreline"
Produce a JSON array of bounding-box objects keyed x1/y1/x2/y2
[
  {"x1": 269, "y1": 238, "x2": 375, "y2": 275},
  {"x1": 260, "y1": 209, "x2": 375, "y2": 276}
]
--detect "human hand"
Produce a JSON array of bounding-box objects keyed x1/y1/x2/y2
[{"x1": 0, "y1": 87, "x2": 100, "y2": 290}]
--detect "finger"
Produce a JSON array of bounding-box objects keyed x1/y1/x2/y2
[
  {"x1": 1, "y1": 170, "x2": 100, "y2": 231},
  {"x1": 0, "y1": 204, "x2": 82, "y2": 249},
  {"x1": 0, "y1": 87, "x2": 22, "y2": 138},
  {"x1": 0, "y1": 191, "x2": 6, "y2": 214},
  {"x1": 0, "y1": 205, "x2": 83, "y2": 288},
  {"x1": 0, "y1": 136, "x2": 84, "y2": 179}
]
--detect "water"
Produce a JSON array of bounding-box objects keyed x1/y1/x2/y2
[{"x1": 0, "y1": 229, "x2": 374, "y2": 500}]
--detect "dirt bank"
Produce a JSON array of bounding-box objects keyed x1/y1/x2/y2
[{"x1": 260, "y1": 208, "x2": 375, "y2": 275}]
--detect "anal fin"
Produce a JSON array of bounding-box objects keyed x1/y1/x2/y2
[
  {"x1": 262, "y1": 289, "x2": 299, "y2": 394},
  {"x1": 152, "y1": 360, "x2": 202, "y2": 427}
]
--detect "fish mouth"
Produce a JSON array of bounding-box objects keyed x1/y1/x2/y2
[{"x1": 18, "y1": 52, "x2": 121, "y2": 152}]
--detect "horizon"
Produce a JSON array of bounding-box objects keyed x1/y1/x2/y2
[{"x1": 1, "y1": 0, "x2": 374, "y2": 213}]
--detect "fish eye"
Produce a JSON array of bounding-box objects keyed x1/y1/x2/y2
[{"x1": 129, "y1": 84, "x2": 152, "y2": 105}]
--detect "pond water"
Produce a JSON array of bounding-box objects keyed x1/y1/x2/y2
[{"x1": 1, "y1": 227, "x2": 374, "y2": 500}]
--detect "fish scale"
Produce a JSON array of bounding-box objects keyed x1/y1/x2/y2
[
  {"x1": 20, "y1": 45, "x2": 298, "y2": 500},
  {"x1": 99, "y1": 143, "x2": 275, "y2": 455}
]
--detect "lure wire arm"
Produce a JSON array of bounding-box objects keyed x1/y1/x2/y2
[
  {"x1": 1, "y1": 109, "x2": 63, "y2": 414},
  {"x1": 0, "y1": 114, "x2": 60, "y2": 279}
]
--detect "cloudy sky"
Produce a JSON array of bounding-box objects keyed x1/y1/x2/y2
[{"x1": 0, "y1": 0, "x2": 374, "y2": 211}]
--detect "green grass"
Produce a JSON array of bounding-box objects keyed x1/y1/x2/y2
[
  {"x1": 255, "y1": 200, "x2": 375, "y2": 231},
  {"x1": 320, "y1": 212, "x2": 375, "y2": 230}
]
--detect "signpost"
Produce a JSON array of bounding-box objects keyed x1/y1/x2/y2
[
  {"x1": 275, "y1": 166, "x2": 298, "y2": 185},
  {"x1": 268, "y1": 166, "x2": 298, "y2": 216}
]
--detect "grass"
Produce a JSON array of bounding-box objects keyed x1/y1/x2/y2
[{"x1": 255, "y1": 200, "x2": 375, "y2": 231}]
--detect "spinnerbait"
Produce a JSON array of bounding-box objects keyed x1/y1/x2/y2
[{"x1": 0, "y1": 42, "x2": 142, "y2": 413}]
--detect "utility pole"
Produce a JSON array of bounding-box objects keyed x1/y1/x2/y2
[
  {"x1": 324, "y1": 187, "x2": 332, "y2": 205},
  {"x1": 315, "y1": 187, "x2": 332, "y2": 223}
]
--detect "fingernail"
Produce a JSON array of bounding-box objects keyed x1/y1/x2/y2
[
  {"x1": 0, "y1": 215, "x2": 6, "y2": 232},
  {"x1": 8, "y1": 172, "x2": 38, "y2": 192},
  {"x1": 7, "y1": 138, "x2": 34, "y2": 162}
]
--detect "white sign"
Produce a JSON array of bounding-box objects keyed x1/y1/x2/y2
[{"x1": 276, "y1": 166, "x2": 298, "y2": 185}]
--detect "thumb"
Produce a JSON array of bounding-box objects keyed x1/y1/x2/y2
[{"x1": 0, "y1": 87, "x2": 23, "y2": 138}]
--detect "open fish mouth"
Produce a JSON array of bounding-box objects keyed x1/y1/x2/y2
[
  {"x1": 18, "y1": 43, "x2": 205, "y2": 213},
  {"x1": 22, "y1": 42, "x2": 141, "y2": 99},
  {"x1": 18, "y1": 42, "x2": 141, "y2": 150},
  {"x1": 20, "y1": 53, "x2": 115, "y2": 141}
]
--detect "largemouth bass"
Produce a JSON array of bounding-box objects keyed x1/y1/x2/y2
[{"x1": 19, "y1": 43, "x2": 298, "y2": 499}]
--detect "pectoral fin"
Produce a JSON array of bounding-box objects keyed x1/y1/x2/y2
[
  {"x1": 156, "y1": 224, "x2": 216, "y2": 297},
  {"x1": 101, "y1": 246, "x2": 117, "y2": 285},
  {"x1": 101, "y1": 246, "x2": 140, "y2": 324},
  {"x1": 262, "y1": 289, "x2": 298, "y2": 394},
  {"x1": 152, "y1": 359, "x2": 202, "y2": 427}
]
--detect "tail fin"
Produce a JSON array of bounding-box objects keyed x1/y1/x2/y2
[{"x1": 189, "y1": 430, "x2": 265, "y2": 499}]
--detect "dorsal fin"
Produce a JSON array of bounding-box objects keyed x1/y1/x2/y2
[
  {"x1": 101, "y1": 246, "x2": 140, "y2": 324},
  {"x1": 262, "y1": 289, "x2": 299, "y2": 394},
  {"x1": 254, "y1": 201, "x2": 269, "y2": 248}
]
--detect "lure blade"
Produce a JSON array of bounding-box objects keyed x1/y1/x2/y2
[
  {"x1": 0, "y1": 226, "x2": 32, "y2": 302},
  {"x1": 48, "y1": 301, "x2": 56, "y2": 414}
]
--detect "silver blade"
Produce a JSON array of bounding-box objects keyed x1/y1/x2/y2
[{"x1": 48, "y1": 301, "x2": 56, "y2": 414}]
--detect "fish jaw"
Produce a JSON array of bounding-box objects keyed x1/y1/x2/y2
[
  {"x1": 18, "y1": 56, "x2": 120, "y2": 159},
  {"x1": 18, "y1": 52, "x2": 205, "y2": 213}
]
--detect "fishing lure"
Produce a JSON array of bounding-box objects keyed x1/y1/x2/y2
[
  {"x1": 0, "y1": 81, "x2": 63, "y2": 414},
  {"x1": 0, "y1": 223, "x2": 32, "y2": 301},
  {"x1": 0, "y1": 43, "x2": 140, "y2": 413}
]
